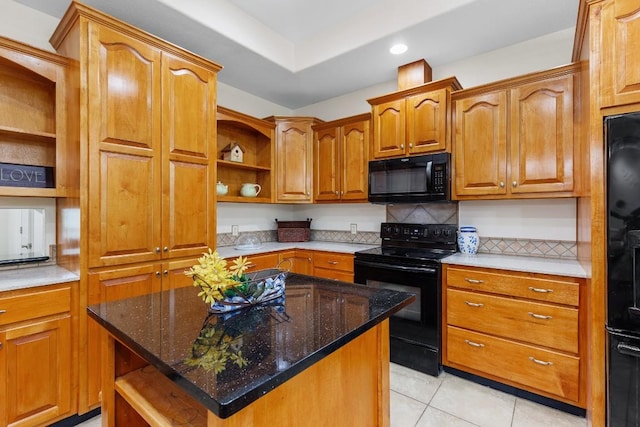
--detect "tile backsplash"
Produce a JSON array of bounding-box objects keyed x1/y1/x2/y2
[{"x1": 216, "y1": 201, "x2": 577, "y2": 260}]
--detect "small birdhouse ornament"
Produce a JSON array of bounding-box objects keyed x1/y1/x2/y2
[{"x1": 222, "y1": 142, "x2": 244, "y2": 163}]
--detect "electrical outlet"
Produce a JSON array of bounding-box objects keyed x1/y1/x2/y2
[
  {"x1": 232, "y1": 225, "x2": 239, "y2": 236},
  {"x1": 350, "y1": 224, "x2": 357, "y2": 235}
]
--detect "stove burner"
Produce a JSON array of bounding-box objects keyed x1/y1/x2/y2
[{"x1": 355, "y1": 222, "x2": 458, "y2": 266}]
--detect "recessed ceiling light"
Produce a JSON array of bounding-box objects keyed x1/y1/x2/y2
[{"x1": 390, "y1": 43, "x2": 408, "y2": 55}]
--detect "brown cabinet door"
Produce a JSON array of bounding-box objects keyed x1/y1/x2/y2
[
  {"x1": 1, "y1": 316, "x2": 72, "y2": 426},
  {"x1": 600, "y1": 0, "x2": 640, "y2": 107},
  {"x1": 279, "y1": 250, "x2": 313, "y2": 275},
  {"x1": 161, "y1": 53, "x2": 217, "y2": 259},
  {"x1": 314, "y1": 126, "x2": 340, "y2": 201},
  {"x1": 341, "y1": 120, "x2": 369, "y2": 200},
  {"x1": 87, "y1": 23, "x2": 162, "y2": 267},
  {"x1": 275, "y1": 119, "x2": 314, "y2": 202},
  {"x1": 372, "y1": 98, "x2": 406, "y2": 158},
  {"x1": 84, "y1": 264, "x2": 162, "y2": 410},
  {"x1": 510, "y1": 75, "x2": 574, "y2": 194},
  {"x1": 454, "y1": 91, "x2": 508, "y2": 196},
  {"x1": 406, "y1": 88, "x2": 448, "y2": 154}
]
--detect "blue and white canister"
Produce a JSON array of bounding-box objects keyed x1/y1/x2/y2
[{"x1": 457, "y1": 226, "x2": 479, "y2": 255}]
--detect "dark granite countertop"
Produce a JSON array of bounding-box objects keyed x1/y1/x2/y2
[{"x1": 87, "y1": 273, "x2": 414, "y2": 419}]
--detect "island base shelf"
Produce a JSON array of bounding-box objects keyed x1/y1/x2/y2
[{"x1": 114, "y1": 366, "x2": 208, "y2": 427}]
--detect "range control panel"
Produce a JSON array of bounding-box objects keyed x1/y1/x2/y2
[{"x1": 380, "y1": 222, "x2": 458, "y2": 245}]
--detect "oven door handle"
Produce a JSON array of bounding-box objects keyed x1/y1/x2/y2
[{"x1": 355, "y1": 260, "x2": 437, "y2": 275}]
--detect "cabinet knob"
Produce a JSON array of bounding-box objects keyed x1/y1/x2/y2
[
  {"x1": 155, "y1": 271, "x2": 161, "y2": 278},
  {"x1": 499, "y1": 181, "x2": 505, "y2": 188},
  {"x1": 163, "y1": 270, "x2": 168, "y2": 277},
  {"x1": 163, "y1": 246, "x2": 168, "y2": 252},
  {"x1": 0, "y1": 342, "x2": 3, "y2": 350},
  {"x1": 155, "y1": 247, "x2": 161, "y2": 254},
  {"x1": 0, "y1": 309, "x2": 6, "y2": 315},
  {"x1": 400, "y1": 144, "x2": 404, "y2": 149},
  {"x1": 512, "y1": 181, "x2": 518, "y2": 187},
  {"x1": 306, "y1": 191, "x2": 310, "y2": 196},
  {"x1": 409, "y1": 143, "x2": 413, "y2": 148},
  {"x1": 335, "y1": 191, "x2": 339, "y2": 195}
]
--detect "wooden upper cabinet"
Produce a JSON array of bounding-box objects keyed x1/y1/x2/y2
[
  {"x1": 371, "y1": 98, "x2": 405, "y2": 158},
  {"x1": 599, "y1": 0, "x2": 640, "y2": 107},
  {"x1": 314, "y1": 126, "x2": 340, "y2": 200},
  {"x1": 368, "y1": 77, "x2": 461, "y2": 159},
  {"x1": 510, "y1": 75, "x2": 574, "y2": 194},
  {"x1": 84, "y1": 21, "x2": 219, "y2": 267},
  {"x1": 314, "y1": 113, "x2": 370, "y2": 202},
  {"x1": 454, "y1": 91, "x2": 508, "y2": 197},
  {"x1": 87, "y1": 23, "x2": 162, "y2": 267},
  {"x1": 453, "y1": 64, "x2": 581, "y2": 200},
  {"x1": 406, "y1": 88, "x2": 449, "y2": 154},
  {"x1": 269, "y1": 117, "x2": 322, "y2": 203},
  {"x1": 161, "y1": 53, "x2": 217, "y2": 260}
]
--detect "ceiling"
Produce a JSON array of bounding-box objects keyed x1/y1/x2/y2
[{"x1": 16, "y1": 0, "x2": 580, "y2": 109}]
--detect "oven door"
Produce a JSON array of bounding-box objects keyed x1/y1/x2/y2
[{"x1": 354, "y1": 259, "x2": 441, "y2": 375}]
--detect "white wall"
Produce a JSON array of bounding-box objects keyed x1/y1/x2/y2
[
  {"x1": 294, "y1": 203, "x2": 386, "y2": 232},
  {"x1": 1, "y1": 0, "x2": 58, "y2": 51},
  {"x1": 458, "y1": 199, "x2": 577, "y2": 241}
]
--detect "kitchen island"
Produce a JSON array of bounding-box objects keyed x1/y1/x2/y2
[{"x1": 88, "y1": 273, "x2": 414, "y2": 426}]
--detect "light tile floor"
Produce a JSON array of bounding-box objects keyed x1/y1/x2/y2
[
  {"x1": 74, "y1": 362, "x2": 588, "y2": 427},
  {"x1": 390, "y1": 363, "x2": 587, "y2": 427}
]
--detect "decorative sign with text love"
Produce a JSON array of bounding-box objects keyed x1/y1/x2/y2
[{"x1": 0, "y1": 163, "x2": 54, "y2": 188}]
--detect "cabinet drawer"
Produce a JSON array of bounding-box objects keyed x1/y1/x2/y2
[
  {"x1": 313, "y1": 252, "x2": 353, "y2": 273},
  {"x1": 314, "y1": 268, "x2": 353, "y2": 283},
  {"x1": 446, "y1": 266, "x2": 580, "y2": 306},
  {"x1": 446, "y1": 326, "x2": 580, "y2": 403},
  {"x1": 242, "y1": 253, "x2": 280, "y2": 272},
  {"x1": 447, "y1": 288, "x2": 578, "y2": 353},
  {"x1": 0, "y1": 286, "x2": 71, "y2": 325}
]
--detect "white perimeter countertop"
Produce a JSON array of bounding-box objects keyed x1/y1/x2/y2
[
  {"x1": 0, "y1": 265, "x2": 79, "y2": 292},
  {"x1": 443, "y1": 253, "x2": 591, "y2": 278},
  {"x1": 216, "y1": 241, "x2": 377, "y2": 259}
]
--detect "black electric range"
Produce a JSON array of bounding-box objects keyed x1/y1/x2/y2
[{"x1": 353, "y1": 222, "x2": 458, "y2": 376}]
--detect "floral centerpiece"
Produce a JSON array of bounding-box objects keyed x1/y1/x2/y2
[{"x1": 185, "y1": 249, "x2": 286, "y2": 313}]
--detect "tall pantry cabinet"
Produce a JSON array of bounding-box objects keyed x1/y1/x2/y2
[{"x1": 50, "y1": 2, "x2": 221, "y2": 413}]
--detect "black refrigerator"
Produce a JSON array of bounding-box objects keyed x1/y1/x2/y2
[{"x1": 606, "y1": 112, "x2": 640, "y2": 427}]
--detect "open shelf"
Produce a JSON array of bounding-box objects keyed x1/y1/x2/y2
[
  {"x1": 0, "y1": 125, "x2": 56, "y2": 142},
  {"x1": 216, "y1": 159, "x2": 270, "y2": 172},
  {"x1": 216, "y1": 106, "x2": 274, "y2": 203},
  {"x1": 114, "y1": 365, "x2": 208, "y2": 427}
]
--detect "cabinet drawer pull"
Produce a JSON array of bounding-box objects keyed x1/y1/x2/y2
[
  {"x1": 528, "y1": 312, "x2": 552, "y2": 320},
  {"x1": 0, "y1": 309, "x2": 6, "y2": 315},
  {"x1": 465, "y1": 278, "x2": 484, "y2": 284},
  {"x1": 0, "y1": 341, "x2": 2, "y2": 350},
  {"x1": 464, "y1": 301, "x2": 484, "y2": 308},
  {"x1": 464, "y1": 339, "x2": 485, "y2": 348},
  {"x1": 529, "y1": 356, "x2": 553, "y2": 366},
  {"x1": 528, "y1": 286, "x2": 553, "y2": 293},
  {"x1": 327, "y1": 261, "x2": 338, "y2": 265}
]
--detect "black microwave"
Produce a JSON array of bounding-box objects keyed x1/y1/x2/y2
[{"x1": 368, "y1": 153, "x2": 451, "y2": 204}]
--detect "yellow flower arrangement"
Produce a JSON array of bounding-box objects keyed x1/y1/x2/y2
[{"x1": 185, "y1": 249, "x2": 252, "y2": 304}]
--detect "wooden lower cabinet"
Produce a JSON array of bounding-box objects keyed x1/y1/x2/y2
[
  {"x1": 0, "y1": 283, "x2": 74, "y2": 427},
  {"x1": 442, "y1": 264, "x2": 585, "y2": 408},
  {"x1": 313, "y1": 251, "x2": 354, "y2": 282},
  {"x1": 82, "y1": 259, "x2": 196, "y2": 411},
  {"x1": 278, "y1": 250, "x2": 313, "y2": 275}
]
